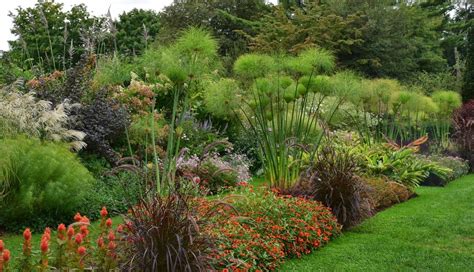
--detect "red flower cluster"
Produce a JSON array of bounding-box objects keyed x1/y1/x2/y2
[
  {"x1": 0, "y1": 239, "x2": 11, "y2": 271},
  {"x1": 195, "y1": 186, "x2": 341, "y2": 271}
]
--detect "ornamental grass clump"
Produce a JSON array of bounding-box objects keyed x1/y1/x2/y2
[
  {"x1": 122, "y1": 194, "x2": 211, "y2": 272},
  {"x1": 289, "y1": 144, "x2": 374, "y2": 229},
  {"x1": 0, "y1": 137, "x2": 94, "y2": 231},
  {"x1": 235, "y1": 48, "x2": 348, "y2": 189}
]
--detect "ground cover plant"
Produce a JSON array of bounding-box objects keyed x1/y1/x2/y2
[{"x1": 0, "y1": 0, "x2": 472, "y2": 271}]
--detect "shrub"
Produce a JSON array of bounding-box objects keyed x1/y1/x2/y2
[
  {"x1": 363, "y1": 176, "x2": 412, "y2": 211},
  {"x1": 290, "y1": 146, "x2": 373, "y2": 229},
  {"x1": 177, "y1": 150, "x2": 251, "y2": 195},
  {"x1": 122, "y1": 194, "x2": 211, "y2": 271},
  {"x1": 196, "y1": 186, "x2": 340, "y2": 271},
  {"x1": 0, "y1": 137, "x2": 94, "y2": 231},
  {"x1": 453, "y1": 100, "x2": 474, "y2": 171},
  {"x1": 417, "y1": 155, "x2": 470, "y2": 184}
]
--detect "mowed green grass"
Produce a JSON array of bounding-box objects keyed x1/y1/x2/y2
[{"x1": 281, "y1": 174, "x2": 474, "y2": 271}]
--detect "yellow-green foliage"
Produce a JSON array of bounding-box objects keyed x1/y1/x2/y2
[
  {"x1": 234, "y1": 54, "x2": 277, "y2": 79},
  {"x1": 204, "y1": 78, "x2": 242, "y2": 119},
  {"x1": 0, "y1": 137, "x2": 94, "y2": 229},
  {"x1": 431, "y1": 90, "x2": 462, "y2": 118},
  {"x1": 286, "y1": 48, "x2": 335, "y2": 75}
]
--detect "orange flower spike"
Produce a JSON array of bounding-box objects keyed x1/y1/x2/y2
[
  {"x1": 23, "y1": 228, "x2": 32, "y2": 241},
  {"x1": 80, "y1": 216, "x2": 90, "y2": 224},
  {"x1": 67, "y1": 226, "x2": 75, "y2": 240},
  {"x1": 77, "y1": 246, "x2": 86, "y2": 256},
  {"x1": 108, "y1": 231, "x2": 115, "y2": 241},
  {"x1": 40, "y1": 238, "x2": 49, "y2": 253},
  {"x1": 106, "y1": 218, "x2": 113, "y2": 228},
  {"x1": 57, "y1": 224, "x2": 66, "y2": 240},
  {"x1": 74, "y1": 213, "x2": 82, "y2": 222},
  {"x1": 80, "y1": 225, "x2": 89, "y2": 237},
  {"x1": 2, "y1": 249, "x2": 10, "y2": 263},
  {"x1": 75, "y1": 233, "x2": 83, "y2": 245},
  {"x1": 107, "y1": 241, "x2": 116, "y2": 251},
  {"x1": 97, "y1": 237, "x2": 105, "y2": 248},
  {"x1": 100, "y1": 207, "x2": 108, "y2": 218}
]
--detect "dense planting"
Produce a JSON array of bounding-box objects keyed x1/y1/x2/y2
[{"x1": 0, "y1": 0, "x2": 472, "y2": 271}]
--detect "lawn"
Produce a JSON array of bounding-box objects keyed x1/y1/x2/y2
[{"x1": 281, "y1": 174, "x2": 474, "y2": 271}]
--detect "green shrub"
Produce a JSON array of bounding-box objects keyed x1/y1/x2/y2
[
  {"x1": 363, "y1": 146, "x2": 452, "y2": 189},
  {"x1": 417, "y1": 155, "x2": 469, "y2": 182},
  {"x1": 93, "y1": 56, "x2": 133, "y2": 89},
  {"x1": 363, "y1": 176, "x2": 412, "y2": 211},
  {"x1": 0, "y1": 137, "x2": 94, "y2": 231}
]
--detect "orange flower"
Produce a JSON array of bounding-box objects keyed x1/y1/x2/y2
[
  {"x1": 106, "y1": 218, "x2": 113, "y2": 228},
  {"x1": 117, "y1": 224, "x2": 124, "y2": 233},
  {"x1": 108, "y1": 231, "x2": 115, "y2": 241},
  {"x1": 0, "y1": 240, "x2": 4, "y2": 252},
  {"x1": 108, "y1": 241, "x2": 116, "y2": 250},
  {"x1": 23, "y1": 228, "x2": 32, "y2": 241},
  {"x1": 2, "y1": 249, "x2": 10, "y2": 262},
  {"x1": 75, "y1": 233, "x2": 83, "y2": 245},
  {"x1": 40, "y1": 239, "x2": 49, "y2": 253},
  {"x1": 80, "y1": 216, "x2": 90, "y2": 224},
  {"x1": 57, "y1": 223, "x2": 66, "y2": 232},
  {"x1": 97, "y1": 237, "x2": 104, "y2": 248},
  {"x1": 80, "y1": 225, "x2": 89, "y2": 237},
  {"x1": 77, "y1": 246, "x2": 86, "y2": 256},
  {"x1": 67, "y1": 226, "x2": 75, "y2": 239},
  {"x1": 100, "y1": 207, "x2": 108, "y2": 217},
  {"x1": 74, "y1": 213, "x2": 82, "y2": 222}
]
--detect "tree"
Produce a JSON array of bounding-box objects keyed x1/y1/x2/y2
[
  {"x1": 115, "y1": 9, "x2": 160, "y2": 55},
  {"x1": 462, "y1": 5, "x2": 474, "y2": 101},
  {"x1": 157, "y1": 0, "x2": 270, "y2": 70},
  {"x1": 8, "y1": 0, "x2": 105, "y2": 72}
]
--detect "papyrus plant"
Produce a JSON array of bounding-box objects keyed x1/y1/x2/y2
[{"x1": 235, "y1": 49, "x2": 351, "y2": 189}]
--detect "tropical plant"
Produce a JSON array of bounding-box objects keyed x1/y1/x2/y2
[
  {"x1": 235, "y1": 48, "x2": 349, "y2": 189},
  {"x1": 363, "y1": 146, "x2": 452, "y2": 189}
]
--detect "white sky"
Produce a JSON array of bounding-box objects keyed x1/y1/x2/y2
[{"x1": 1, "y1": 0, "x2": 277, "y2": 51}]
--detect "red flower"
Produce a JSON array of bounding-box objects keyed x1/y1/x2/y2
[
  {"x1": 67, "y1": 226, "x2": 75, "y2": 239},
  {"x1": 0, "y1": 239, "x2": 4, "y2": 252},
  {"x1": 23, "y1": 228, "x2": 32, "y2": 241},
  {"x1": 108, "y1": 231, "x2": 116, "y2": 241},
  {"x1": 80, "y1": 225, "x2": 89, "y2": 237},
  {"x1": 2, "y1": 249, "x2": 10, "y2": 262},
  {"x1": 117, "y1": 224, "x2": 124, "y2": 233},
  {"x1": 80, "y1": 216, "x2": 90, "y2": 224},
  {"x1": 57, "y1": 223, "x2": 66, "y2": 232},
  {"x1": 75, "y1": 233, "x2": 83, "y2": 245},
  {"x1": 97, "y1": 237, "x2": 104, "y2": 248},
  {"x1": 222, "y1": 269, "x2": 229, "y2": 272},
  {"x1": 106, "y1": 218, "x2": 113, "y2": 228},
  {"x1": 108, "y1": 241, "x2": 116, "y2": 250},
  {"x1": 100, "y1": 206, "x2": 108, "y2": 217},
  {"x1": 40, "y1": 239, "x2": 49, "y2": 253},
  {"x1": 77, "y1": 246, "x2": 86, "y2": 256},
  {"x1": 74, "y1": 213, "x2": 82, "y2": 222}
]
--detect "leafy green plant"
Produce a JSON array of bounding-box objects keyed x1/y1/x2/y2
[
  {"x1": 0, "y1": 137, "x2": 94, "y2": 231},
  {"x1": 363, "y1": 146, "x2": 451, "y2": 189}
]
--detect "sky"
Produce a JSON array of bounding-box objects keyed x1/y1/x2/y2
[{"x1": 0, "y1": 0, "x2": 277, "y2": 51}]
